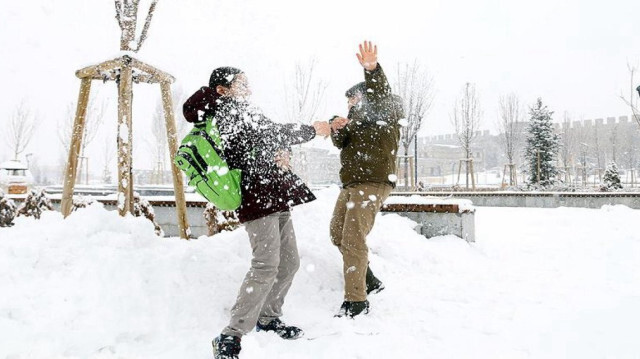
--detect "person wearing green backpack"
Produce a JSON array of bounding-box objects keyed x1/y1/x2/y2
[{"x1": 183, "y1": 67, "x2": 330, "y2": 359}]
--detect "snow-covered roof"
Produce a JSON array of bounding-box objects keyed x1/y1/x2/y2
[{"x1": 0, "y1": 160, "x2": 28, "y2": 170}]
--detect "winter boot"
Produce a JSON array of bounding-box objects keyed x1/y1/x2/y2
[
  {"x1": 256, "y1": 318, "x2": 304, "y2": 339},
  {"x1": 335, "y1": 300, "x2": 370, "y2": 318},
  {"x1": 212, "y1": 334, "x2": 241, "y2": 359},
  {"x1": 366, "y1": 266, "x2": 385, "y2": 295}
]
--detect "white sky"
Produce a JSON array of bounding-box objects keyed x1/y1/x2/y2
[{"x1": 1, "y1": 0, "x2": 640, "y2": 169}]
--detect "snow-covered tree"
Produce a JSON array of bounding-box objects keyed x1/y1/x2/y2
[
  {"x1": 0, "y1": 190, "x2": 17, "y2": 227},
  {"x1": 601, "y1": 161, "x2": 623, "y2": 191},
  {"x1": 524, "y1": 98, "x2": 560, "y2": 187},
  {"x1": 114, "y1": 0, "x2": 159, "y2": 52}
]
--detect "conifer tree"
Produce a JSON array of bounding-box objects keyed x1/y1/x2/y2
[
  {"x1": 524, "y1": 98, "x2": 560, "y2": 187},
  {"x1": 602, "y1": 161, "x2": 623, "y2": 191}
]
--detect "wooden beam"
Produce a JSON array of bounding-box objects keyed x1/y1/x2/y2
[
  {"x1": 61, "y1": 78, "x2": 92, "y2": 217},
  {"x1": 130, "y1": 57, "x2": 175, "y2": 83},
  {"x1": 160, "y1": 81, "x2": 190, "y2": 239},
  {"x1": 76, "y1": 58, "x2": 124, "y2": 79},
  {"x1": 117, "y1": 64, "x2": 134, "y2": 216},
  {"x1": 382, "y1": 203, "x2": 461, "y2": 214},
  {"x1": 88, "y1": 71, "x2": 160, "y2": 84}
]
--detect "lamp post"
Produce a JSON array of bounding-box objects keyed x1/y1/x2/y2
[{"x1": 25, "y1": 153, "x2": 33, "y2": 168}]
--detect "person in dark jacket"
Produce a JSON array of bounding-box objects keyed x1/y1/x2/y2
[
  {"x1": 183, "y1": 67, "x2": 330, "y2": 359},
  {"x1": 328, "y1": 42, "x2": 404, "y2": 318}
]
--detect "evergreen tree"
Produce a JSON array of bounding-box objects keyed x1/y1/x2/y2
[
  {"x1": 524, "y1": 98, "x2": 560, "y2": 187},
  {"x1": 602, "y1": 161, "x2": 623, "y2": 191}
]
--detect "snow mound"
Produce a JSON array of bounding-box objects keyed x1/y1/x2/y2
[{"x1": 1, "y1": 188, "x2": 639, "y2": 358}]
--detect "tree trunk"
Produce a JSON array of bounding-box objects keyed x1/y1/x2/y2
[{"x1": 403, "y1": 145, "x2": 409, "y2": 190}]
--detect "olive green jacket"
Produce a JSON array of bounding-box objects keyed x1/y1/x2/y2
[{"x1": 331, "y1": 64, "x2": 403, "y2": 188}]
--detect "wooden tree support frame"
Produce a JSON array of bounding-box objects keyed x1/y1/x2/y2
[
  {"x1": 61, "y1": 55, "x2": 190, "y2": 239},
  {"x1": 501, "y1": 163, "x2": 517, "y2": 188},
  {"x1": 395, "y1": 155, "x2": 415, "y2": 190},
  {"x1": 456, "y1": 158, "x2": 476, "y2": 190}
]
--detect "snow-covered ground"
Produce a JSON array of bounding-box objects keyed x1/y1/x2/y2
[{"x1": 1, "y1": 187, "x2": 639, "y2": 358}]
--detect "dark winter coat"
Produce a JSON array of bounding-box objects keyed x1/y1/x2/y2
[
  {"x1": 331, "y1": 64, "x2": 403, "y2": 188},
  {"x1": 183, "y1": 88, "x2": 317, "y2": 223}
]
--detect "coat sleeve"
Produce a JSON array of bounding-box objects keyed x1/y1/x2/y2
[
  {"x1": 363, "y1": 64, "x2": 403, "y2": 125},
  {"x1": 275, "y1": 122, "x2": 317, "y2": 147},
  {"x1": 330, "y1": 116, "x2": 350, "y2": 149},
  {"x1": 364, "y1": 64, "x2": 392, "y2": 104}
]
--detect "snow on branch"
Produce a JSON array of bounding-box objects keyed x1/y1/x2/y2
[{"x1": 114, "y1": 0, "x2": 159, "y2": 52}]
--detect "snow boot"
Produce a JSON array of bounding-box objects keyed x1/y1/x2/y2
[
  {"x1": 256, "y1": 318, "x2": 304, "y2": 339},
  {"x1": 335, "y1": 300, "x2": 370, "y2": 318},
  {"x1": 212, "y1": 334, "x2": 241, "y2": 359},
  {"x1": 366, "y1": 266, "x2": 385, "y2": 295}
]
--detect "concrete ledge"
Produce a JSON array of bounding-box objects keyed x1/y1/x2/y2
[
  {"x1": 391, "y1": 191, "x2": 640, "y2": 209},
  {"x1": 381, "y1": 199, "x2": 476, "y2": 242}
]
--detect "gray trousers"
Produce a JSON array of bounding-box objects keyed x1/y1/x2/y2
[{"x1": 222, "y1": 211, "x2": 300, "y2": 337}]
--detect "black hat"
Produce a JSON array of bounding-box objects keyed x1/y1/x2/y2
[
  {"x1": 209, "y1": 67, "x2": 244, "y2": 89},
  {"x1": 345, "y1": 82, "x2": 366, "y2": 98}
]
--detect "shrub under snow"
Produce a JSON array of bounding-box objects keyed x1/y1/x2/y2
[
  {"x1": 16, "y1": 189, "x2": 54, "y2": 219},
  {"x1": 0, "y1": 190, "x2": 17, "y2": 227}
]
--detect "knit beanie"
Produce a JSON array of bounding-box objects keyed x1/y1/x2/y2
[
  {"x1": 209, "y1": 67, "x2": 244, "y2": 89},
  {"x1": 345, "y1": 82, "x2": 366, "y2": 98}
]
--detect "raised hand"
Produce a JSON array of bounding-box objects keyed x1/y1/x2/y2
[{"x1": 356, "y1": 41, "x2": 378, "y2": 71}]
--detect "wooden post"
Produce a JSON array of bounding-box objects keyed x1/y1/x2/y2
[
  {"x1": 160, "y1": 81, "x2": 190, "y2": 239},
  {"x1": 409, "y1": 156, "x2": 415, "y2": 190},
  {"x1": 469, "y1": 159, "x2": 476, "y2": 190},
  {"x1": 465, "y1": 158, "x2": 469, "y2": 189},
  {"x1": 501, "y1": 164, "x2": 508, "y2": 188},
  {"x1": 117, "y1": 64, "x2": 134, "y2": 216},
  {"x1": 456, "y1": 160, "x2": 463, "y2": 186},
  {"x1": 61, "y1": 78, "x2": 92, "y2": 217}
]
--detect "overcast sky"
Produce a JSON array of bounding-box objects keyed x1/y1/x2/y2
[{"x1": 1, "y1": 0, "x2": 640, "y2": 169}]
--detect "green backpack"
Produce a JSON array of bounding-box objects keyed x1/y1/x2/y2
[{"x1": 174, "y1": 115, "x2": 242, "y2": 210}]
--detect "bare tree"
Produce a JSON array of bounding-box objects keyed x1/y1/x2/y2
[
  {"x1": 608, "y1": 120, "x2": 619, "y2": 164},
  {"x1": 572, "y1": 118, "x2": 591, "y2": 185},
  {"x1": 148, "y1": 101, "x2": 168, "y2": 184},
  {"x1": 497, "y1": 93, "x2": 524, "y2": 185},
  {"x1": 102, "y1": 135, "x2": 116, "y2": 184},
  {"x1": 114, "y1": 0, "x2": 159, "y2": 52},
  {"x1": 620, "y1": 62, "x2": 640, "y2": 128},
  {"x1": 394, "y1": 61, "x2": 434, "y2": 189},
  {"x1": 592, "y1": 120, "x2": 604, "y2": 182},
  {"x1": 5, "y1": 102, "x2": 38, "y2": 161},
  {"x1": 559, "y1": 112, "x2": 576, "y2": 183},
  {"x1": 58, "y1": 96, "x2": 107, "y2": 183},
  {"x1": 283, "y1": 59, "x2": 328, "y2": 124},
  {"x1": 451, "y1": 82, "x2": 482, "y2": 188}
]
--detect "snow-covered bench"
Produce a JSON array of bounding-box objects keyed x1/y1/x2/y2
[{"x1": 381, "y1": 196, "x2": 476, "y2": 242}]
